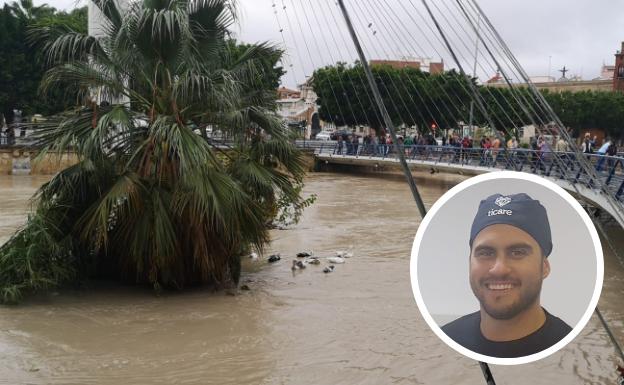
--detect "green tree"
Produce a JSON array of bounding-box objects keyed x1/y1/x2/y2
[
  {"x1": 541, "y1": 90, "x2": 624, "y2": 140},
  {"x1": 0, "y1": 0, "x2": 308, "y2": 303},
  {"x1": 311, "y1": 62, "x2": 473, "y2": 132},
  {"x1": 227, "y1": 39, "x2": 285, "y2": 92},
  {"x1": 0, "y1": 2, "x2": 87, "y2": 122}
]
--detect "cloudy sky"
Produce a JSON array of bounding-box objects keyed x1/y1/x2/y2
[{"x1": 5, "y1": 0, "x2": 623, "y2": 86}]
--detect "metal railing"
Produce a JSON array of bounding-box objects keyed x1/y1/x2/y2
[{"x1": 307, "y1": 141, "x2": 624, "y2": 202}]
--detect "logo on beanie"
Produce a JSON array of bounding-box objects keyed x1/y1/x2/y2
[
  {"x1": 495, "y1": 196, "x2": 512, "y2": 207},
  {"x1": 488, "y1": 208, "x2": 513, "y2": 216}
]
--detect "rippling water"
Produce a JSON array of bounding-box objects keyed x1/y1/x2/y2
[{"x1": 0, "y1": 173, "x2": 623, "y2": 385}]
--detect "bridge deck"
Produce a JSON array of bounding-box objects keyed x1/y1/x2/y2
[{"x1": 298, "y1": 141, "x2": 624, "y2": 228}]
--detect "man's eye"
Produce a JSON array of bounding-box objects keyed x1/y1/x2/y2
[
  {"x1": 475, "y1": 250, "x2": 494, "y2": 258},
  {"x1": 510, "y1": 249, "x2": 528, "y2": 258}
]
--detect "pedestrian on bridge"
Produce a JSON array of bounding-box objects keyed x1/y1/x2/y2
[
  {"x1": 370, "y1": 134, "x2": 377, "y2": 156},
  {"x1": 337, "y1": 135, "x2": 344, "y2": 155},
  {"x1": 581, "y1": 133, "x2": 595, "y2": 154},
  {"x1": 491, "y1": 135, "x2": 501, "y2": 166},
  {"x1": 351, "y1": 133, "x2": 359, "y2": 156},
  {"x1": 607, "y1": 140, "x2": 618, "y2": 170},
  {"x1": 555, "y1": 136, "x2": 570, "y2": 168},
  {"x1": 404, "y1": 135, "x2": 413, "y2": 156},
  {"x1": 555, "y1": 137, "x2": 568, "y2": 153},
  {"x1": 480, "y1": 137, "x2": 492, "y2": 166},
  {"x1": 379, "y1": 134, "x2": 386, "y2": 156},
  {"x1": 363, "y1": 134, "x2": 372, "y2": 155},
  {"x1": 595, "y1": 138, "x2": 612, "y2": 172},
  {"x1": 461, "y1": 136, "x2": 471, "y2": 164}
]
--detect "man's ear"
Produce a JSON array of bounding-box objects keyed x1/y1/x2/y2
[{"x1": 542, "y1": 257, "x2": 550, "y2": 279}]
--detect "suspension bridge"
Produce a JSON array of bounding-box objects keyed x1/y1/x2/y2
[
  {"x1": 297, "y1": 141, "x2": 624, "y2": 227},
  {"x1": 269, "y1": 0, "x2": 624, "y2": 381}
]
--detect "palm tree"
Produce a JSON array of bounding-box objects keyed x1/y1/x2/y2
[
  {"x1": 0, "y1": 0, "x2": 307, "y2": 302},
  {"x1": 9, "y1": 0, "x2": 55, "y2": 21}
]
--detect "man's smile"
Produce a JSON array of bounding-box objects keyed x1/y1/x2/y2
[{"x1": 483, "y1": 281, "x2": 519, "y2": 292}]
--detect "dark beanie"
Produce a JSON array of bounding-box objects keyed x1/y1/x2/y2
[{"x1": 469, "y1": 193, "x2": 553, "y2": 257}]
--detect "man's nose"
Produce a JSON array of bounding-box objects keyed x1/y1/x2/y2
[{"x1": 489, "y1": 257, "x2": 512, "y2": 276}]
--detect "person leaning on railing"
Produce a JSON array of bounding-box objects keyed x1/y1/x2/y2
[
  {"x1": 595, "y1": 138, "x2": 613, "y2": 172},
  {"x1": 606, "y1": 141, "x2": 618, "y2": 170}
]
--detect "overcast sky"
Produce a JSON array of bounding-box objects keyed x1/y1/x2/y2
[{"x1": 5, "y1": 0, "x2": 623, "y2": 87}]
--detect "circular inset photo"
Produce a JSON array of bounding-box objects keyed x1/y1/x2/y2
[{"x1": 410, "y1": 171, "x2": 603, "y2": 365}]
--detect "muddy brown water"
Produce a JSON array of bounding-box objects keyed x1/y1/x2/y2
[{"x1": 0, "y1": 173, "x2": 623, "y2": 385}]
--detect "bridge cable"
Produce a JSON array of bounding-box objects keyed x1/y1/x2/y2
[
  {"x1": 361, "y1": 0, "x2": 530, "y2": 142},
  {"x1": 466, "y1": 0, "x2": 624, "y2": 225},
  {"x1": 284, "y1": 0, "x2": 349, "y2": 128},
  {"x1": 425, "y1": 0, "x2": 533, "y2": 132},
  {"x1": 374, "y1": 0, "x2": 534, "y2": 143},
  {"x1": 450, "y1": 0, "x2": 581, "y2": 182},
  {"x1": 297, "y1": 0, "x2": 360, "y2": 126},
  {"x1": 413, "y1": 0, "x2": 548, "y2": 148},
  {"x1": 376, "y1": 0, "x2": 500, "y2": 132},
  {"x1": 336, "y1": 0, "x2": 428, "y2": 234},
  {"x1": 452, "y1": 0, "x2": 623, "y2": 222},
  {"x1": 589, "y1": 211, "x2": 624, "y2": 364},
  {"x1": 304, "y1": 0, "x2": 375, "y2": 131},
  {"x1": 360, "y1": 0, "x2": 470, "y2": 131},
  {"x1": 459, "y1": 0, "x2": 601, "y2": 191},
  {"x1": 318, "y1": 0, "x2": 385, "y2": 129},
  {"x1": 346, "y1": 1, "x2": 429, "y2": 130},
  {"x1": 339, "y1": 0, "x2": 440, "y2": 134},
  {"x1": 400, "y1": 0, "x2": 519, "y2": 139},
  {"x1": 418, "y1": 0, "x2": 507, "y2": 174},
  {"x1": 462, "y1": 0, "x2": 624, "y2": 372},
  {"x1": 353, "y1": 0, "x2": 451, "y2": 130},
  {"x1": 273, "y1": 0, "x2": 340, "y2": 129},
  {"x1": 270, "y1": 1, "x2": 300, "y2": 88},
  {"x1": 416, "y1": 0, "x2": 506, "y2": 381},
  {"x1": 445, "y1": 0, "x2": 552, "y2": 131},
  {"x1": 377, "y1": 0, "x2": 538, "y2": 150}
]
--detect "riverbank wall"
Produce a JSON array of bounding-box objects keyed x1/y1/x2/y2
[{"x1": 0, "y1": 148, "x2": 78, "y2": 175}]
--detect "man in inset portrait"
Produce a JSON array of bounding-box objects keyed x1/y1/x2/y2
[{"x1": 442, "y1": 193, "x2": 572, "y2": 358}]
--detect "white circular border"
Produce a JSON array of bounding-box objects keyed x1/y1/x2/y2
[{"x1": 410, "y1": 171, "x2": 604, "y2": 365}]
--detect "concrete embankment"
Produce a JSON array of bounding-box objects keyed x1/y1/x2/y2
[{"x1": 0, "y1": 148, "x2": 78, "y2": 175}]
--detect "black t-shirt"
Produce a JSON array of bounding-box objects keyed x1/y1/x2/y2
[{"x1": 441, "y1": 309, "x2": 572, "y2": 358}]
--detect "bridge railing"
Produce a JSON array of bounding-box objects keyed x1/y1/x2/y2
[{"x1": 307, "y1": 142, "x2": 624, "y2": 201}]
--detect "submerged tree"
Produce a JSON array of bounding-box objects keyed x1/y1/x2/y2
[{"x1": 0, "y1": 0, "x2": 309, "y2": 303}]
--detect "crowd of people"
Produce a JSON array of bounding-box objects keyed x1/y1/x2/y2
[{"x1": 330, "y1": 129, "x2": 621, "y2": 173}]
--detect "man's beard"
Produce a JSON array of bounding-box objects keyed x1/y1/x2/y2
[{"x1": 470, "y1": 275, "x2": 543, "y2": 320}]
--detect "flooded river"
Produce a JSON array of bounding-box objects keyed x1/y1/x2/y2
[{"x1": 0, "y1": 173, "x2": 623, "y2": 384}]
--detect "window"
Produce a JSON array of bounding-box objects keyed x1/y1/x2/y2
[{"x1": 618, "y1": 65, "x2": 624, "y2": 78}]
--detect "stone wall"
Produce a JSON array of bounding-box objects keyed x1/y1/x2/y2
[
  {"x1": 487, "y1": 79, "x2": 613, "y2": 93},
  {"x1": 0, "y1": 148, "x2": 78, "y2": 175}
]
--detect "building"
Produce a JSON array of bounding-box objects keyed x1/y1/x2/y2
[
  {"x1": 485, "y1": 71, "x2": 505, "y2": 85},
  {"x1": 276, "y1": 79, "x2": 322, "y2": 138},
  {"x1": 276, "y1": 98, "x2": 309, "y2": 123},
  {"x1": 277, "y1": 87, "x2": 300, "y2": 100},
  {"x1": 531, "y1": 79, "x2": 612, "y2": 93},
  {"x1": 614, "y1": 42, "x2": 624, "y2": 92},
  {"x1": 370, "y1": 57, "x2": 444, "y2": 74},
  {"x1": 596, "y1": 64, "x2": 615, "y2": 80},
  {"x1": 484, "y1": 42, "x2": 624, "y2": 93},
  {"x1": 529, "y1": 76, "x2": 556, "y2": 83},
  {"x1": 486, "y1": 73, "x2": 613, "y2": 93}
]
